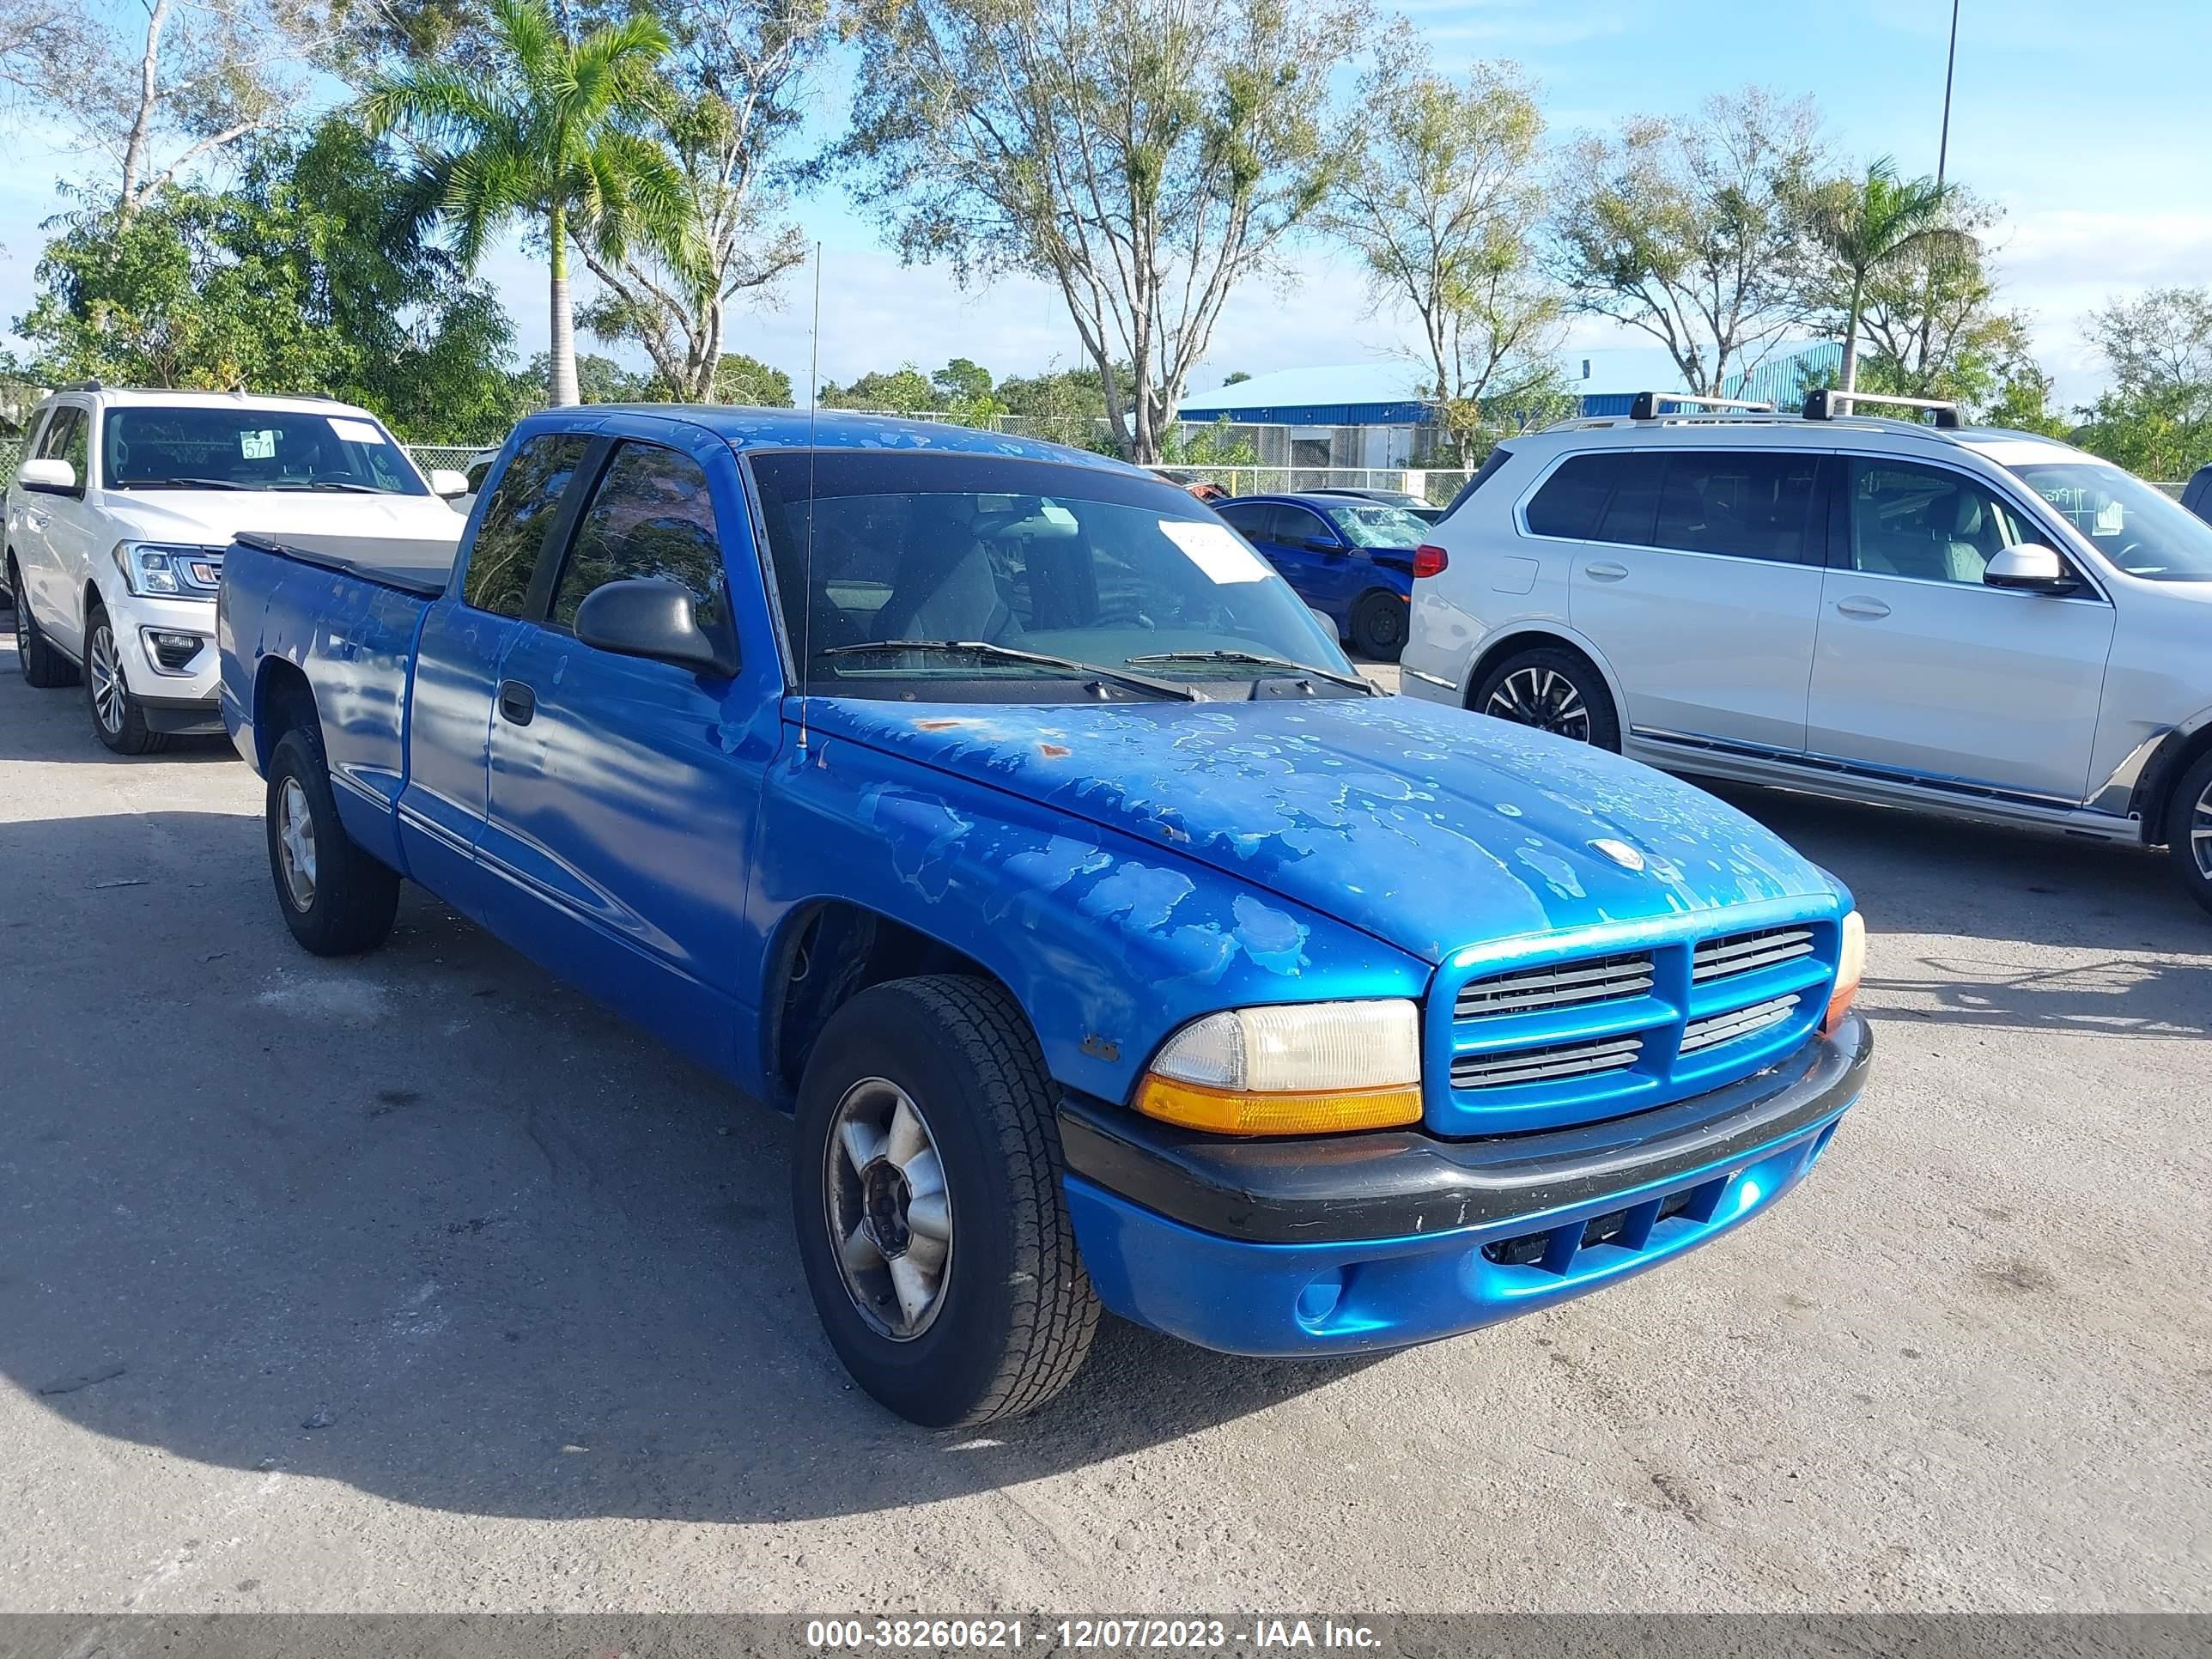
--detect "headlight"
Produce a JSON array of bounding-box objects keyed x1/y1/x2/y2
[
  {"x1": 1822, "y1": 911, "x2": 1866, "y2": 1036},
  {"x1": 113, "y1": 542, "x2": 223, "y2": 599},
  {"x1": 1133, "y1": 1000, "x2": 1423, "y2": 1135}
]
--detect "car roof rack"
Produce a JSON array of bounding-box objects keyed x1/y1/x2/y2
[
  {"x1": 1803, "y1": 388, "x2": 1963, "y2": 428},
  {"x1": 1627, "y1": 392, "x2": 1775, "y2": 420}
]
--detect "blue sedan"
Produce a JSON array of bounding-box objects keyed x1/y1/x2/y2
[{"x1": 1215, "y1": 493, "x2": 1442, "y2": 661}]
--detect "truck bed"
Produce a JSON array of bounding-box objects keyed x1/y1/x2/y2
[{"x1": 231, "y1": 529, "x2": 459, "y2": 599}]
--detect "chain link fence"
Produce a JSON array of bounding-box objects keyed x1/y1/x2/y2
[{"x1": 1165, "y1": 465, "x2": 1475, "y2": 507}]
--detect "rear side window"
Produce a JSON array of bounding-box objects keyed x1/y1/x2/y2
[
  {"x1": 1524, "y1": 453, "x2": 1614, "y2": 539},
  {"x1": 1592, "y1": 453, "x2": 1664, "y2": 545},
  {"x1": 463, "y1": 433, "x2": 590, "y2": 617},
  {"x1": 1217, "y1": 502, "x2": 1269, "y2": 539},
  {"x1": 1654, "y1": 452, "x2": 1823, "y2": 562},
  {"x1": 548, "y1": 441, "x2": 729, "y2": 633}
]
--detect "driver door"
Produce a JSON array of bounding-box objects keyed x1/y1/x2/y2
[{"x1": 1804, "y1": 456, "x2": 2116, "y2": 804}]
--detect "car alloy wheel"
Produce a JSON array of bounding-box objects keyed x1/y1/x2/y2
[
  {"x1": 823, "y1": 1077, "x2": 953, "y2": 1340},
  {"x1": 276, "y1": 775, "x2": 319, "y2": 912},
  {"x1": 2194, "y1": 777, "x2": 2212, "y2": 881},
  {"x1": 1486, "y1": 665, "x2": 1591, "y2": 742},
  {"x1": 88, "y1": 622, "x2": 127, "y2": 734}
]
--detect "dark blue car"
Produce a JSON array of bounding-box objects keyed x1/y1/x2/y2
[{"x1": 1216, "y1": 493, "x2": 1441, "y2": 661}]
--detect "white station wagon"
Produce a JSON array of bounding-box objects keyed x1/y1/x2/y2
[{"x1": 1400, "y1": 392, "x2": 2212, "y2": 911}]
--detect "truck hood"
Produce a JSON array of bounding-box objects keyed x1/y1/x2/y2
[
  {"x1": 813, "y1": 693, "x2": 1837, "y2": 964},
  {"x1": 100, "y1": 490, "x2": 464, "y2": 549}
]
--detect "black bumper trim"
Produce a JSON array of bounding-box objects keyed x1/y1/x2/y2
[
  {"x1": 136, "y1": 692, "x2": 224, "y2": 734},
  {"x1": 1058, "y1": 1011, "x2": 1871, "y2": 1245}
]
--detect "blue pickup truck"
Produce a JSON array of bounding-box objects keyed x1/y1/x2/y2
[{"x1": 216, "y1": 408, "x2": 1871, "y2": 1426}]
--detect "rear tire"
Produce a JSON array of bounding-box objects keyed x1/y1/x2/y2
[
  {"x1": 1352, "y1": 589, "x2": 1407, "y2": 661},
  {"x1": 9, "y1": 560, "x2": 78, "y2": 690},
  {"x1": 265, "y1": 725, "x2": 401, "y2": 956},
  {"x1": 2164, "y1": 748, "x2": 2212, "y2": 917},
  {"x1": 84, "y1": 605, "x2": 168, "y2": 755},
  {"x1": 1470, "y1": 645, "x2": 1620, "y2": 751},
  {"x1": 791, "y1": 975, "x2": 1099, "y2": 1427}
]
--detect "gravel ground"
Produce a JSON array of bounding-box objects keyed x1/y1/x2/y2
[{"x1": 1, "y1": 622, "x2": 2205, "y2": 1615}]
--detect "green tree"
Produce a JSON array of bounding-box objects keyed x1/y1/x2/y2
[
  {"x1": 1320, "y1": 41, "x2": 1559, "y2": 465},
  {"x1": 1552, "y1": 88, "x2": 1825, "y2": 397},
  {"x1": 819, "y1": 364, "x2": 935, "y2": 411},
  {"x1": 2071, "y1": 287, "x2": 2212, "y2": 478},
  {"x1": 521, "y1": 351, "x2": 664, "y2": 403},
  {"x1": 1219, "y1": 370, "x2": 1252, "y2": 386},
  {"x1": 362, "y1": 0, "x2": 702, "y2": 409},
  {"x1": 714, "y1": 352, "x2": 794, "y2": 405},
  {"x1": 932, "y1": 357, "x2": 994, "y2": 404},
  {"x1": 1809, "y1": 157, "x2": 1966, "y2": 397},
  {"x1": 835, "y1": 0, "x2": 1371, "y2": 462}
]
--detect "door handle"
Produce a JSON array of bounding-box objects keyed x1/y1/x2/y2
[
  {"x1": 1835, "y1": 597, "x2": 1892, "y2": 619},
  {"x1": 1584, "y1": 561, "x2": 1629, "y2": 581},
  {"x1": 497, "y1": 679, "x2": 536, "y2": 725}
]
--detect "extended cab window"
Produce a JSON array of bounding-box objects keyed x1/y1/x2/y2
[
  {"x1": 1653, "y1": 452, "x2": 1822, "y2": 562},
  {"x1": 550, "y1": 442, "x2": 729, "y2": 633},
  {"x1": 464, "y1": 434, "x2": 590, "y2": 617}
]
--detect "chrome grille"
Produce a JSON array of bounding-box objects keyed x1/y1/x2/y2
[
  {"x1": 1680, "y1": 994, "x2": 1798, "y2": 1055},
  {"x1": 1693, "y1": 927, "x2": 1814, "y2": 983},
  {"x1": 1453, "y1": 1032, "x2": 1644, "y2": 1090},
  {"x1": 1454, "y1": 951, "x2": 1654, "y2": 1018}
]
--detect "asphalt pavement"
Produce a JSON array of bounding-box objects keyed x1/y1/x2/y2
[{"x1": 2, "y1": 623, "x2": 2205, "y2": 1614}]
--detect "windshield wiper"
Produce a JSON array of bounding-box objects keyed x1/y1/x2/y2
[
  {"x1": 1125, "y1": 649, "x2": 1376, "y2": 694},
  {"x1": 122, "y1": 477, "x2": 248, "y2": 491},
  {"x1": 269, "y1": 480, "x2": 383, "y2": 493},
  {"x1": 818, "y1": 639, "x2": 1197, "y2": 702}
]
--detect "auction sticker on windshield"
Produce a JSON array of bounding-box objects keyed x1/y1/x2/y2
[
  {"x1": 240, "y1": 429, "x2": 276, "y2": 459},
  {"x1": 1161, "y1": 519, "x2": 1270, "y2": 583},
  {"x1": 329, "y1": 416, "x2": 388, "y2": 447}
]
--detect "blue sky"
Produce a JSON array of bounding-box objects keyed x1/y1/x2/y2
[{"x1": 4, "y1": 0, "x2": 2206, "y2": 413}]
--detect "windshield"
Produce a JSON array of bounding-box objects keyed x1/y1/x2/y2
[
  {"x1": 750, "y1": 449, "x2": 1353, "y2": 700},
  {"x1": 2010, "y1": 462, "x2": 2212, "y2": 582},
  {"x1": 1325, "y1": 503, "x2": 1431, "y2": 548},
  {"x1": 100, "y1": 407, "x2": 428, "y2": 495}
]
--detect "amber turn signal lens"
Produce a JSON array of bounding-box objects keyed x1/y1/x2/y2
[
  {"x1": 1133, "y1": 1075, "x2": 1425, "y2": 1137},
  {"x1": 1822, "y1": 910, "x2": 1866, "y2": 1036}
]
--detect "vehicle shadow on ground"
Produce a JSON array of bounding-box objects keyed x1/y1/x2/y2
[
  {"x1": 0, "y1": 629, "x2": 237, "y2": 766},
  {"x1": 0, "y1": 807, "x2": 1382, "y2": 1527},
  {"x1": 1703, "y1": 780, "x2": 2212, "y2": 1038}
]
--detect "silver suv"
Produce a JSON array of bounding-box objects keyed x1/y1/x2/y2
[{"x1": 1400, "y1": 392, "x2": 2212, "y2": 911}]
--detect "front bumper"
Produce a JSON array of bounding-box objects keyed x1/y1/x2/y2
[
  {"x1": 110, "y1": 591, "x2": 221, "y2": 730},
  {"x1": 1059, "y1": 1011, "x2": 1870, "y2": 1356}
]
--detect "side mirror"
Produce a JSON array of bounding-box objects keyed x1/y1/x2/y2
[
  {"x1": 428, "y1": 467, "x2": 471, "y2": 499},
  {"x1": 1304, "y1": 536, "x2": 1346, "y2": 555},
  {"x1": 574, "y1": 579, "x2": 737, "y2": 677},
  {"x1": 1984, "y1": 543, "x2": 2075, "y2": 593},
  {"x1": 16, "y1": 458, "x2": 76, "y2": 495}
]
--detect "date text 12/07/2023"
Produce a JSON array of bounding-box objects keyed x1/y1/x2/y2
[{"x1": 803, "y1": 1618, "x2": 1382, "y2": 1650}]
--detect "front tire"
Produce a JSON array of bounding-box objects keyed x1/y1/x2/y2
[
  {"x1": 84, "y1": 606, "x2": 167, "y2": 754},
  {"x1": 1471, "y1": 646, "x2": 1621, "y2": 751},
  {"x1": 792, "y1": 975, "x2": 1099, "y2": 1427},
  {"x1": 1352, "y1": 589, "x2": 1407, "y2": 661},
  {"x1": 10, "y1": 561, "x2": 78, "y2": 690},
  {"x1": 2165, "y1": 748, "x2": 2212, "y2": 916},
  {"x1": 265, "y1": 725, "x2": 401, "y2": 955}
]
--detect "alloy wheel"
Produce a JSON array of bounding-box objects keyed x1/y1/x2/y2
[
  {"x1": 1486, "y1": 665, "x2": 1591, "y2": 742},
  {"x1": 823, "y1": 1077, "x2": 953, "y2": 1340},
  {"x1": 88, "y1": 623, "x2": 126, "y2": 733},
  {"x1": 276, "y1": 776, "x2": 319, "y2": 911},
  {"x1": 2194, "y1": 778, "x2": 2212, "y2": 880}
]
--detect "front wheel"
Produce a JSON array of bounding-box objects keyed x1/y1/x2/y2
[
  {"x1": 2165, "y1": 749, "x2": 2212, "y2": 916},
  {"x1": 265, "y1": 726, "x2": 401, "y2": 955},
  {"x1": 791, "y1": 975, "x2": 1098, "y2": 1426},
  {"x1": 85, "y1": 607, "x2": 167, "y2": 754},
  {"x1": 1471, "y1": 647, "x2": 1621, "y2": 751},
  {"x1": 10, "y1": 561, "x2": 78, "y2": 690},
  {"x1": 1352, "y1": 589, "x2": 1407, "y2": 661}
]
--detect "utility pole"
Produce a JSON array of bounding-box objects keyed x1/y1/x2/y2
[{"x1": 1914, "y1": 0, "x2": 1963, "y2": 394}]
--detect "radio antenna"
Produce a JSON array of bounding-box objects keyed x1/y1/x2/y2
[{"x1": 799, "y1": 240, "x2": 822, "y2": 752}]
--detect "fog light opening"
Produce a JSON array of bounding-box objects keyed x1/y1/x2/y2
[{"x1": 1294, "y1": 1268, "x2": 1345, "y2": 1330}]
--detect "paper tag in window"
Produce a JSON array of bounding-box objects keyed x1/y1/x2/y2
[
  {"x1": 240, "y1": 429, "x2": 276, "y2": 460},
  {"x1": 328, "y1": 416, "x2": 386, "y2": 447},
  {"x1": 1160, "y1": 519, "x2": 1269, "y2": 583}
]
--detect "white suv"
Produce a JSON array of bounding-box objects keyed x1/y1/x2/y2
[
  {"x1": 6, "y1": 386, "x2": 469, "y2": 752},
  {"x1": 1400, "y1": 392, "x2": 2212, "y2": 911}
]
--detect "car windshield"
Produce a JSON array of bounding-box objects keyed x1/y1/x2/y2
[
  {"x1": 2009, "y1": 462, "x2": 2212, "y2": 582},
  {"x1": 101, "y1": 407, "x2": 428, "y2": 495},
  {"x1": 1326, "y1": 503, "x2": 1431, "y2": 548},
  {"x1": 750, "y1": 449, "x2": 1355, "y2": 701}
]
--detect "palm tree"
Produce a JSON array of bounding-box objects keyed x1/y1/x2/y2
[
  {"x1": 1813, "y1": 157, "x2": 1969, "y2": 398},
  {"x1": 362, "y1": 0, "x2": 701, "y2": 407}
]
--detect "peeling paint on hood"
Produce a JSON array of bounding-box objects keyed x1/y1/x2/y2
[{"x1": 810, "y1": 694, "x2": 1837, "y2": 964}]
